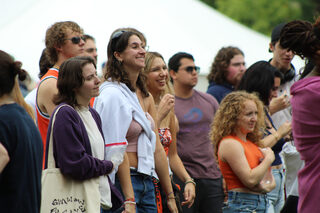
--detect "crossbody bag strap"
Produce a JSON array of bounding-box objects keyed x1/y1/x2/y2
[{"x1": 47, "y1": 104, "x2": 71, "y2": 169}]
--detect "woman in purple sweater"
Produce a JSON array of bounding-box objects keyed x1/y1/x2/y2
[{"x1": 45, "y1": 56, "x2": 121, "y2": 211}]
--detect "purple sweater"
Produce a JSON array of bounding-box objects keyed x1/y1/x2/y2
[
  {"x1": 45, "y1": 103, "x2": 123, "y2": 209},
  {"x1": 45, "y1": 104, "x2": 113, "y2": 179}
]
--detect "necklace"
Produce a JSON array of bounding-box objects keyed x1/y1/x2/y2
[{"x1": 53, "y1": 65, "x2": 60, "y2": 70}]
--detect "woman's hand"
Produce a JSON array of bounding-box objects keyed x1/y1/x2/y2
[
  {"x1": 167, "y1": 197, "x2": 179, "y2": 213},
  {"x1": 269, "y1": 91, "x2": 290, "y2": 115},
  {"x1": 182, "y1": 181, "x2": 196, "y2": 208},
  {"x1": 277, "y1": 121, "x2": 292, "y2": 138},
  {"x1": 157, "y1": 94, "x2": 175, "y2": 124},
  {"x1": 260, "y1": 147, "x2": 275, "y2": 164},
  {"x1": 122, "y1": 203, "x2": 136, "y2": 213}
]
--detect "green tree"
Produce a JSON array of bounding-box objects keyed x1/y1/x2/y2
[
  {"x1": 214, "y1": 0, "x2": 302, "y2": 35},
  {"x1": 297, "y1": 0, "x2": 319, "y2": 22}
]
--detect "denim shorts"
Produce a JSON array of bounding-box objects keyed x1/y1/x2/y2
[
  {"x1": 267, "y1": 168, "x2": 285, "y2": 213},
  {"x1": 223, "y1": 191, "x2": 268, "y2": 213},
  {"x1": 130, "y1": 169, "x2": 157, "y2": 213}
]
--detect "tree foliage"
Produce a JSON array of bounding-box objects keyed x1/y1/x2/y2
[{"x1": 200, "y1": 0, "x2": 320, "y2": 35}]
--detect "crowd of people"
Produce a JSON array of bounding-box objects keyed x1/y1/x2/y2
[{"x1": 1, "y1": 15, "x2": 320, "y2": 213}]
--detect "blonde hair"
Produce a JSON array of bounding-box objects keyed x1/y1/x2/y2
[
  {"x1": 210, "y1": 91, "x2": 265, "y2": 158},
  {"x1": 144, "y1": 52, "x2": 174, "y2": 100},
  {"x1": 144, "y1": 52, "x2": 175, "y2": 127},
  {"x1": 12, "y1": 78, "x2": 35, "y2": 122}
]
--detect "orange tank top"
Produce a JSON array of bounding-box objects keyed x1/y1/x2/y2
[
  {"x1": 218, "y1": 135, "x2": 263, "y2": 190},
  {"x1": 36, "y1": 67, "x2": 59, "y2": 169}
]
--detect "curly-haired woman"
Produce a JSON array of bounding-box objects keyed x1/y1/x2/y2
[{"x1": 210, "y1": 91, "x2": 276, "y2": 213}]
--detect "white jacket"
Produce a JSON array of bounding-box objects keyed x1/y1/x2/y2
[{"x1": 93, "y1": 80, "x2": 156, "y2": 182}]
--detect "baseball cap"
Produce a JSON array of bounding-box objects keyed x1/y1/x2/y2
[{"x1": 271, "y1": 22, "x2": 287, "y2": 43}]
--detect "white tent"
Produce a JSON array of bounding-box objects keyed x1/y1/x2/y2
[{"x1": 0, "y1": 0, "x2": 304, "y2": 91}]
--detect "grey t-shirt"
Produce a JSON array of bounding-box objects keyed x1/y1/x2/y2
[{"x1": 174, "y1": 90, "x2": 221, "y2": 179}]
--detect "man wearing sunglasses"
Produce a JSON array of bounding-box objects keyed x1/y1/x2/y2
[
  {"x1": 36, "y1": 21, "x2": 85, "y2": 168},
  {"x1": 169, "y1": 52, "x2": 223, "y2": 213}
]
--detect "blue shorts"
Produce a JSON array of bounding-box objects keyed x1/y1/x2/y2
[
  {"x1": 102, "y1": 168, "x2": 157, "y2": 213},
  {"x1": 223, "y1": 191, "x2": 268, "y2": 213}
]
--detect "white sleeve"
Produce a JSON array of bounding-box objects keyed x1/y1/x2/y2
[
  {"x1": 93, "y1": 87, "x2": 132, "y2": 182},
  {"x1": 94, "y1": 87, "x2": 132, "y2": 145}
]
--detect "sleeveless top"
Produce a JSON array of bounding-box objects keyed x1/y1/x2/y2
[
  {"x1": 218, "y1": 135, "x2": 264, "y2": 190},
  {"x1": 126, "y1": 112, "x2": 155, "y2": 152},
  {"x1": 36, "y1": 67, "x2": 59, "y2": 168},
  {"x1": 158, "y1": 128, "x2": 172, "y2": 156}
]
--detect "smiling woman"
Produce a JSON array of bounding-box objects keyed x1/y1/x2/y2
[
  {"x1": 143, "y1": 52, "x2": 196, "y2": 212},
  {"x1": 93, "y1": 28, "x2": 178, "y2": 213}
]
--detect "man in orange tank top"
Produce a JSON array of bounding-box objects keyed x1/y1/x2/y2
[{"x1": 36, "y1": 21, "x2": 85, "y2": 168}]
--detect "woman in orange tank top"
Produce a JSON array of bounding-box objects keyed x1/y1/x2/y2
[{"x1": 210, "y1": 91, "x2": 276, "y2": 213}]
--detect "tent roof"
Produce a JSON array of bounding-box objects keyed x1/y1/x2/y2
[{"x1": 0, "y1": 0, "x2": 304, "y2": 81}]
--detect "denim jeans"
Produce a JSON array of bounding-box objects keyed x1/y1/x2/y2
[
  {"x1": 223, "y1": 191, "x2": 268, "y2": 213},
  {"x1": 267, "y1": 168, "x2": 285, "y2": 213},
  {"x1": 102, "y1": 169, "x2": 157, "y2": 213}
]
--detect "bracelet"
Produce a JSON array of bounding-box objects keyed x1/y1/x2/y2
[
  {"x1": 124, "y1": 198, "x2": 135, "y2": 202},
  {"x1": 166, "y1": 191, "x2": 174, "y2": 197},
  {"x1": 123, "y1": 201, "x2": 136, "y2": 205},
  {"x1": 167, "y1": 196, "x2": 176, "y2": 200},
  {"x1": 185, "y1": 178, "x2": 196, "y2": 187}
]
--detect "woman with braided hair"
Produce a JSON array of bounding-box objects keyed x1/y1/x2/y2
[{"x1": 279, "y1": 17, "x2": 320, "y2": 213}]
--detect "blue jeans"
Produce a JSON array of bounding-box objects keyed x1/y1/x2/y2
[
  {"x1": 102, "y1": 169, "x2": 157, "y2": 213},
  {"x1": 223, "y1": 191, "x2": 268, "y2": 213},
  {"x1": 267, "y1": 168, "x2": 285, "y2": 213}
]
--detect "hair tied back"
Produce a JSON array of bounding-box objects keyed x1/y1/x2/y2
[{"x1": 12, "y1": 61, "x2": 26, "y2": 81}]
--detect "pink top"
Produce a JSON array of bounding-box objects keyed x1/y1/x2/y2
[
  {"x1": 126, "y1": 112, "x2": 155, "y2": 152},
  {"x1": 291, "y1": 76, "x2": 320, "y2": 213}
]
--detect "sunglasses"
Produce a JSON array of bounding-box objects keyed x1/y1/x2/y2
[
  {"x1": 65, "y1": 36, "x2": 85, "y2": 44},
  {"x1": 111, "y1": 30, "x2": 127, "y2": 40},
  {"x1": 181, "y1": 66, "x2": 200, "y2": 74}
]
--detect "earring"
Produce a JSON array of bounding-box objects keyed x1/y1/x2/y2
[{"x1": 118, "y1": 59, "x2": 123, "y2": 65}]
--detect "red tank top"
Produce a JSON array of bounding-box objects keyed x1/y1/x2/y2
[
  {"x1": 218, "y1": 135, "x2": 263, "y2": 190},
  {"x1": 36, "y1": 67, "x2": 59, "y2": 169}
]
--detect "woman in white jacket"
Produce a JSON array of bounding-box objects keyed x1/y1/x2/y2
[{"x1": 94, "y1": 28, "x2": 178, "y2": 213}]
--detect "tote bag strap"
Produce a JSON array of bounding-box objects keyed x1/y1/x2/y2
[{"x1": 47, "y1": 104, "x2": 71, "y2": 169}]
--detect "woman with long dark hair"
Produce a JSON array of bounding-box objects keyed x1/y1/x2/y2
[{"x1": 94, "y1": 29, "x2": 178, "y2": 213}]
